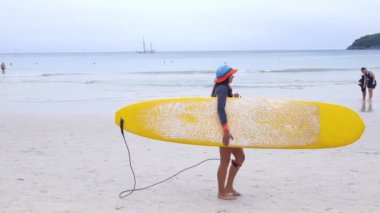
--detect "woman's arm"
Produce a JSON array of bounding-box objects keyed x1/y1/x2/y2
[
  {"x1": 216, "y1": 85, "x2": 234, "y2": 145},
  {"x1": 216, "y1": 86, "x2": 228, "y2": 125}
]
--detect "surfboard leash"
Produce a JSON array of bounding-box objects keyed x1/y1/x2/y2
[
  {"x1": 119, "y1": 118, "x2": 220, "y2": 199},
  {"x1": 119, "y1": 118, "x2": 136, "y2": 198}
]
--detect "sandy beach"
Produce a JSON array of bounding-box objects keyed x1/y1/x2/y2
[
  {"x1": 2, "y1": 0, "x2": 380, "y2": 211},
  {"x1": 0, "y1": 103, "x2": 379, "y2": 213},
  {"x1": 1, "y1": 49, "x2": 380, "y2": 213}
]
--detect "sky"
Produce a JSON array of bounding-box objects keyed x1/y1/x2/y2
[{"x1": 1, "y1": 0, "x2": 379, "y2": 52}]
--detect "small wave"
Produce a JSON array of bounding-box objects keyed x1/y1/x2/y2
[
  {"x1": 21, "y1": 80, "x2": 83, "y2": 84},
  {"x1": 234, "y1": 85, "x2": 316, "y2": 89},
  {"x1": 334, "y1": 81, "x2": 356, "y2": 85},
  {"x1": 128, "y1": 70, "x2": 214, "y2": 75},
  {"x1": 19, "y1": 79, "x2": 105, "y2": 84},
  {"x1": 255, "y1": 68, "x2": 353, "y2": 73},
  {"x1": 134, "y1": 83, "x2": 204, "y2": 87},
  {"x1": 14, "y1": 96, "x2": 127, "y2": 103},
  {"x1": 234, "y1": 80, "x2": 354, "y2": 89},
  {"x1": 41, "y1": 73, "x2": 88, "y2": 77},
  {"x1": 2, "y1": 73, "x2": 89, "y2": 78}
]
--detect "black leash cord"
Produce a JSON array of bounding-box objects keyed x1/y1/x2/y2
[{"x1": 119, "y1": 118, "x2": 220, "y2": 199}]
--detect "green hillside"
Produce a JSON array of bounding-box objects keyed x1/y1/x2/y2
[{"x1": 347, "y1": 33, "x2": 380, "y2": 50}]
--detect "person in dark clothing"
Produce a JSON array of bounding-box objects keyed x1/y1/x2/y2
[
  {"x1": 360, "y1": 67, "x2": 377, "y2": 101},
  {"x1": 211, "y1": 65, "x2": 244, "y2": 200},
  {"x1": 1, "y1": 62, "x2": 6, "y2": 74}
]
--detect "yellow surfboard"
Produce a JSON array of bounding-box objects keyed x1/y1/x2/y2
[{"x1": 115, "y1": 97, "x2": 365, "y2": 149}]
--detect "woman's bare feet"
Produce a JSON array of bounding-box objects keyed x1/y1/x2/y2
[
  {"x1": 217, "y1": 192, "x2": 237, "y2": 200},
  {"x1": 225, "y1": 188, "x2": 241, "y2": 196}
]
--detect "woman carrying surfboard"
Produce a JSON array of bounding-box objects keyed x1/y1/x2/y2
[{"x1": 211, "y1": 65, "x2": 245, "y2": 200}]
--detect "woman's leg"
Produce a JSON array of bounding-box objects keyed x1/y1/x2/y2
[
  {"x1": 361, "y1": 100, "x2": 366, "y2": 112},
  {"x1": 217, "y1": 147, "x2": 235, "y2": 199},
  {"x1": 225, "y1": 148, "x2": 245, "y2": 195},
  {"x1": 368, "y1": 88, "x2": 373, "y2": 101}
]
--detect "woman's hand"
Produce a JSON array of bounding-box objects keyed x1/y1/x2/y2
[{"x1": 223, "y1": 130, "x2": 234, "y2": 146}]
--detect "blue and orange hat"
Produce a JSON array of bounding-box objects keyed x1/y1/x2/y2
[{"x1": 215, "y1": 65, "x2": 238, "y2": 83}]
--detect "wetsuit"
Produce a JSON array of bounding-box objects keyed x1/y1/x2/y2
[
  {"x1": 366, "y1": 72, "x2": 377, "y2": 89},
  {"x1": 211, "y1": 81, "x2": 233, "y2": 125}
]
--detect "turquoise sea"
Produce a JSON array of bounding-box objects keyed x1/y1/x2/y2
[{"x1": 0, "y1": 50, "x2": 379, "y2": 114}]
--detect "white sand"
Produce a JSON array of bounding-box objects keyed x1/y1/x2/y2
[{"x1": 1, "y1": 108, "x2": 380, "y2": 213}]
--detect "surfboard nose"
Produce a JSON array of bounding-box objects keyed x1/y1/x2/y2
[{"x1": 318, "y1": 103, "x2": 365, "y2": 148}]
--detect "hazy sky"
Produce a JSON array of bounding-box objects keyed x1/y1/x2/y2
[{"x1": 1, "y1": 0, "x2": 379, "y2": 52}]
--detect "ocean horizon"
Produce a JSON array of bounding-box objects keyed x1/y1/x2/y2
[{"x1": 1, "y1": 48, "x2": 378, "y2": 54}]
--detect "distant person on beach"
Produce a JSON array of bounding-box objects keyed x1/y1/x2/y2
[
  {"x1": 211, "y1": 65, "x2": 244, "y2": 200},
  {"x1": 1, "y1": 62, "x2": 6, "y2": 74},
  {"x1": 359, "y1": 67, "x2": 377, "y2": 101}
]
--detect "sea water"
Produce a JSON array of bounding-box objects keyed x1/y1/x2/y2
[{"x1": 0, "y1": 50, "x2": 379, "y2": 114}]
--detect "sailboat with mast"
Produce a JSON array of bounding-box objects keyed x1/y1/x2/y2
[{"x1": 136, "y1": 36, "x2": 155, "y2": 54}]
